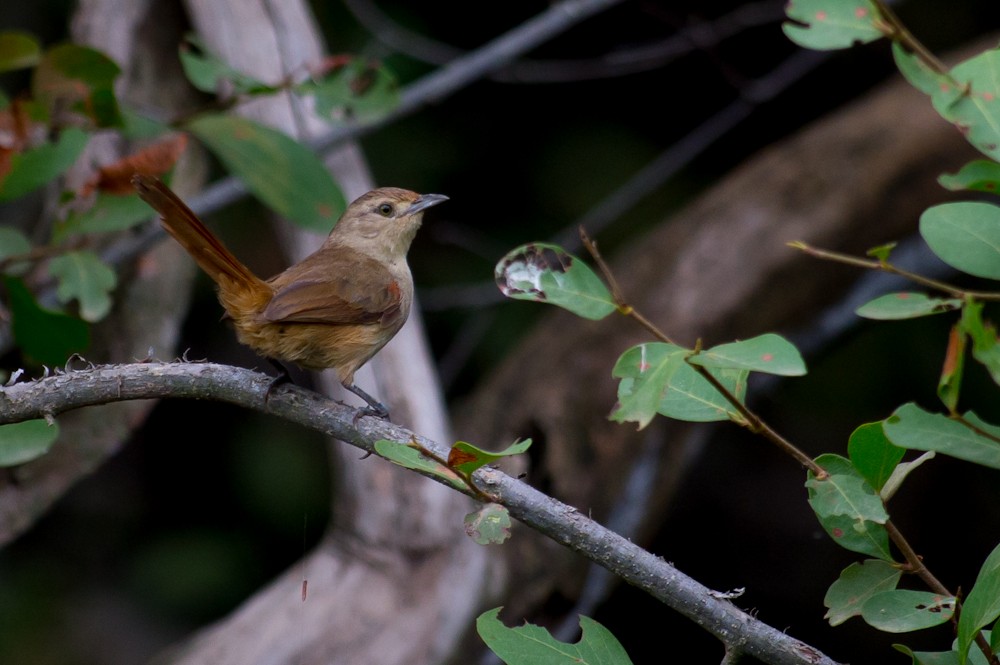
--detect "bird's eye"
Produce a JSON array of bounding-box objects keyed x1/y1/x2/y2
[{"x1": 378, "y1": 203, "x2": 394, "y2": 217}]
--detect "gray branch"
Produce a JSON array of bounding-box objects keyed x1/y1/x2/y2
[{"x1": 0, "y1": 361, "x2": 841, "y2": 665}]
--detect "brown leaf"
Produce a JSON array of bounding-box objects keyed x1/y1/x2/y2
[
  {"x1": 82, "y1": 134, "x2": 188, "y2": 196},
  {"x1": 447, "y1": 447, "x2": 477, "y2": 468}
]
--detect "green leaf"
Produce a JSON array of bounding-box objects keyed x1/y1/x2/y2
[
  {"x1": 0, "y1": 127, "x2": 89, "y2": 201},
  {"x1": 782, "y1": 0, "x2": 884, "y2": 50},
  {"x1": 937, "y1": 49, "x2": 1000, "y2": 161},
  {"x1": 958, "y1": 541, "x2": 1000, "y2": 664},
  {"x1": 56, "y1": 190, "x2": 157, "y2": 240},
  {"x1": 178, "y1": 35, "x2": 273, "y2": 96},
  {"x1": 866, "y1": 241, "x2": 897, "y2": 262},
  {"x1": 0, "y1": 419, "x2": 59, "y2": 466},
  {"x1": 960, "y1": 301, "x2": 1000, "y2": 388},
  {"x1": 920, "y1": 202, "x2": 1000, "y2": 280},
  {"x1": 477, "y1": 607, "x2": 634, "y2": 665},
  {"x1": 495, "y1": 243, "x2": 616, "y2": 320},
  {"x1": 824, "y1": 560, "x2": 901, "y2": 626},
  {"x1": 893, "y1": 42, "x2": 959, "y2": 99},
  {"x1": 373, "y1": 439, "x2": 466, "y2": 490},
  {"x1": 32, "y1": 43, "x2": 122, "y2": 127},
  {"x1": 4, "y1": 276, "x2": 89, "y2": 365},
  {"x1": 120, "y1": 109, "x2": 173, "y2": 140},
  {"x1": 938, "y1": 160, "x2": 1000, "y2": 193},
  {"x1": 0, "y1": 226, "x2": 31, "y2": 265},
  {"x1": 884, "y1": 403, "x2": 1000, "y2": 469},
  {"x1": 448, "y1": 439, "x2": 531, "y2": 475},
  {"x1": 862, "y1": 590, "x2": 955, "y2": 633},
  {"x1": 806, "y1": 473, "x2": 888, "y2": 523},
  {"x1": 808, "y1": 454, "x2": 893, "y2": 560},
  {"x1": 464, "y1": 504, "x2": 512, "y2": 545},
  {"x1": 185, "y1": 114, "x2": 346, "y2": 232},
  {"x1": 611, "y1": 343, "x2": 747, "y2": 427},
  {"x1": 0, "y1": 31, "x2": 41, "y2": 72},
  {"x1": 47, "y1": 251, "x2": 117, "y2": 322},
  {"x1": 881, "y1": 451, "x2": 936, "y2": 502},
  {"x1": 855, "y1": 292, "x2": 962, "y2": 320},
  {"x1": 687, "y1": 333, "x2": 806, "y2": 376},
  {"x1": 848, "y1": 422, "x2": 905, "y2": 492},
  {"x1": 893, "y1": 645, "x2": 962, "y2": 665},
  {"x1": 304, "y1": 59, "x2": 400, "y2": 122}
]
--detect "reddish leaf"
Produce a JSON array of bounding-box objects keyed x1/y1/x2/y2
[{"x1": 81, "y1": 134, "x2": 188, "y2": 196}]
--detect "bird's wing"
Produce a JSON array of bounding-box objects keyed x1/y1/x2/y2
[{"x1": 259, "y1": 249, "x2": 404, "y2": 328}]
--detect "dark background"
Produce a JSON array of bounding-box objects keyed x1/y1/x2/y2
[{"x1": 2, "y1": 1, "x2": 1000, "y2": 663}]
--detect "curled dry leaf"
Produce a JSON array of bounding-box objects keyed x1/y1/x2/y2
[{"x1": 81, "y1": 133, "x2": 188, "y2": 196}]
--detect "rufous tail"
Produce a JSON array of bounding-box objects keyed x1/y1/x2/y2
[{"x1": 133, "y1": 175, "x2": 266, "y2": 297}]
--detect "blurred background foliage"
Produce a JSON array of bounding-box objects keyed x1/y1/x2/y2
[{"x1": 3, "y1": 1, "x2": 1000, "y2": 664}]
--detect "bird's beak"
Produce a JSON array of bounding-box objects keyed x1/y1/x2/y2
[{"x1": 408, "y1": 193, "x2": 449, "y2": 215}]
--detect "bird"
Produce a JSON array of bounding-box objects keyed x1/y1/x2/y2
[{"x1": 133, "y1": 174, "x2": 448, "y2": 419}]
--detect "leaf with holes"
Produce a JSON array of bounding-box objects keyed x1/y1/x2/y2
[
  {"x1": 477, "y1": 608, "x2": 633, "y2": 665},
  {"x1": 687, "y1": 333, "x2": 806, "y2": 376},
  {"x1": 464, "y1": 504, "x2": 511, "y2": 545},
  {"x1": 495, "y1": 243, "x2": 616, "y2": 320},
  {"x1": 855, "y1": 292, "x2": 962, "y2": 320},
  {"x1": 825, "y1": 560, "x2": 901, "y2": 626},
  {"x1": 304, "y1": 59, "x2": 400, "y2": 122},
  {"x1": 862, "y1": 590, "x2": 955, "y2": 632},
  {"x1": 179, "y1": 35, "x2": 273, "y2": 96},
  {"x1": 783, "y1": 0, "x2": 884, "y2": 50}
]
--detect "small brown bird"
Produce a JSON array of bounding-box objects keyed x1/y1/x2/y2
[{"x1": 133, "y1": 174, "x2": 447, "y2": 418}]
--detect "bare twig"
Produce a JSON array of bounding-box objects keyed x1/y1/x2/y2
[{"x1": 0, "y1": 361, "x2": 841, "y2": 665}]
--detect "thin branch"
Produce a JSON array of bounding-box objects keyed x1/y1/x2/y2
[
  {"x1": 0, "y1": 361, "x2": 840, "y2": 665},
  {"x1": 790, "y1": 242, "x2": 1000, "y2": 301},
  {"x1": 872, "y1": 0, "x2": 952, "y2": 77}
]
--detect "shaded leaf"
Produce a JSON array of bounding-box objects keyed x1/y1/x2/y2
[
  {"x1": 939, "y1": 160, "x2": 1000, "y2": 193},
  {"x1": 374, "y1": 439, "x2": 466, "y2": 490},
  {"x1": 687, "y1": 333, "x2": 806, "y2": 376},
  {"x1": 893, "y1": 645, "x2": 961, "y2": 665},
  {"x1": 884, "y1": 403, "x2": 1000, "y2": 469},
  {"x1": 824, "y1": 560, "x2": 901, "y2": 626},
  {"x1": 0, "y1": 226, "x2": 31, "y2": 265},
  {"x1": 56, "y1": 190, "x2": 156, "y2": 240},
  {"x1": 477, "y1": 607, "x2": 633, "y2": 665},
  {"x1": 186, "y1": 114, "x2": 346, "y2": 231},
  {"x1": 0, "y1": 419, "x2": 59, "y2": 466},
  {"x1": 848, "y1": 422, "x2": 905, "y2": 492},
  {"x1": 958, "y1": 541, "x2": 1000, "y2": 664},
  {"x1": 448, "y1": 439, "x2": 531, "y2": 475},
  {"x1": 304, "y1": 59, "x2": 400, "y2": 122},
  {"x1": 960, "y1": 301, "x2": 1000, "y2": 387},
  {"x1": 47, "y1": 250, "x2": 117, "y2": 322},
  {"x1": 920, "y1": 202, "x2": 1000, "y2": 279},
  {"x1": 32, "y1": 43, "x2": 122, "y2": 127},
  {"x1": 783, "y1": 0, "x2": 884, "y2": 50},
  {"x1": 495, "y1": 243, "x2": 616, "y2": 320},
  {"x1": 4, "y1": 275, "x2": 89, "y2": 365},
  {"x1": 0, "y1": 31, "x2": 41, "y2": 73},
  {"x1": 179, "y1": 35, "x2": 273, "y2": 96},
  {"x1": 855, "y1": 292, "x2": 962, "y2": 320},
  {"x1": 464, "y1": 504, "x2": 512, "y2": 545},
  {"x1": 0, "y1": 127, "x2": 89, "y2": 201},
  {"x1": 862, "y1": 590, "x2": 955, "y2": 633}
]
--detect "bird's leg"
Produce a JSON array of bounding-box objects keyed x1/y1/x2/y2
[
  {"x1": 265, "y1": 359, "x2": 294, "y2": 401},
  {"x1": 343, "y1": 382, "x2": 390, "y2": 421}
]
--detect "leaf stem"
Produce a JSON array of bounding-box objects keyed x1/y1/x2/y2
[
  {"x1": 872, "y1": 0, "x2": 952, "y2": 77},
  {"x1": 580, "y1": 227, "x2": 826, "y2": 478},
  {"x1": 789, "y1": 241, "x2": 1000, "y2": 301}
]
